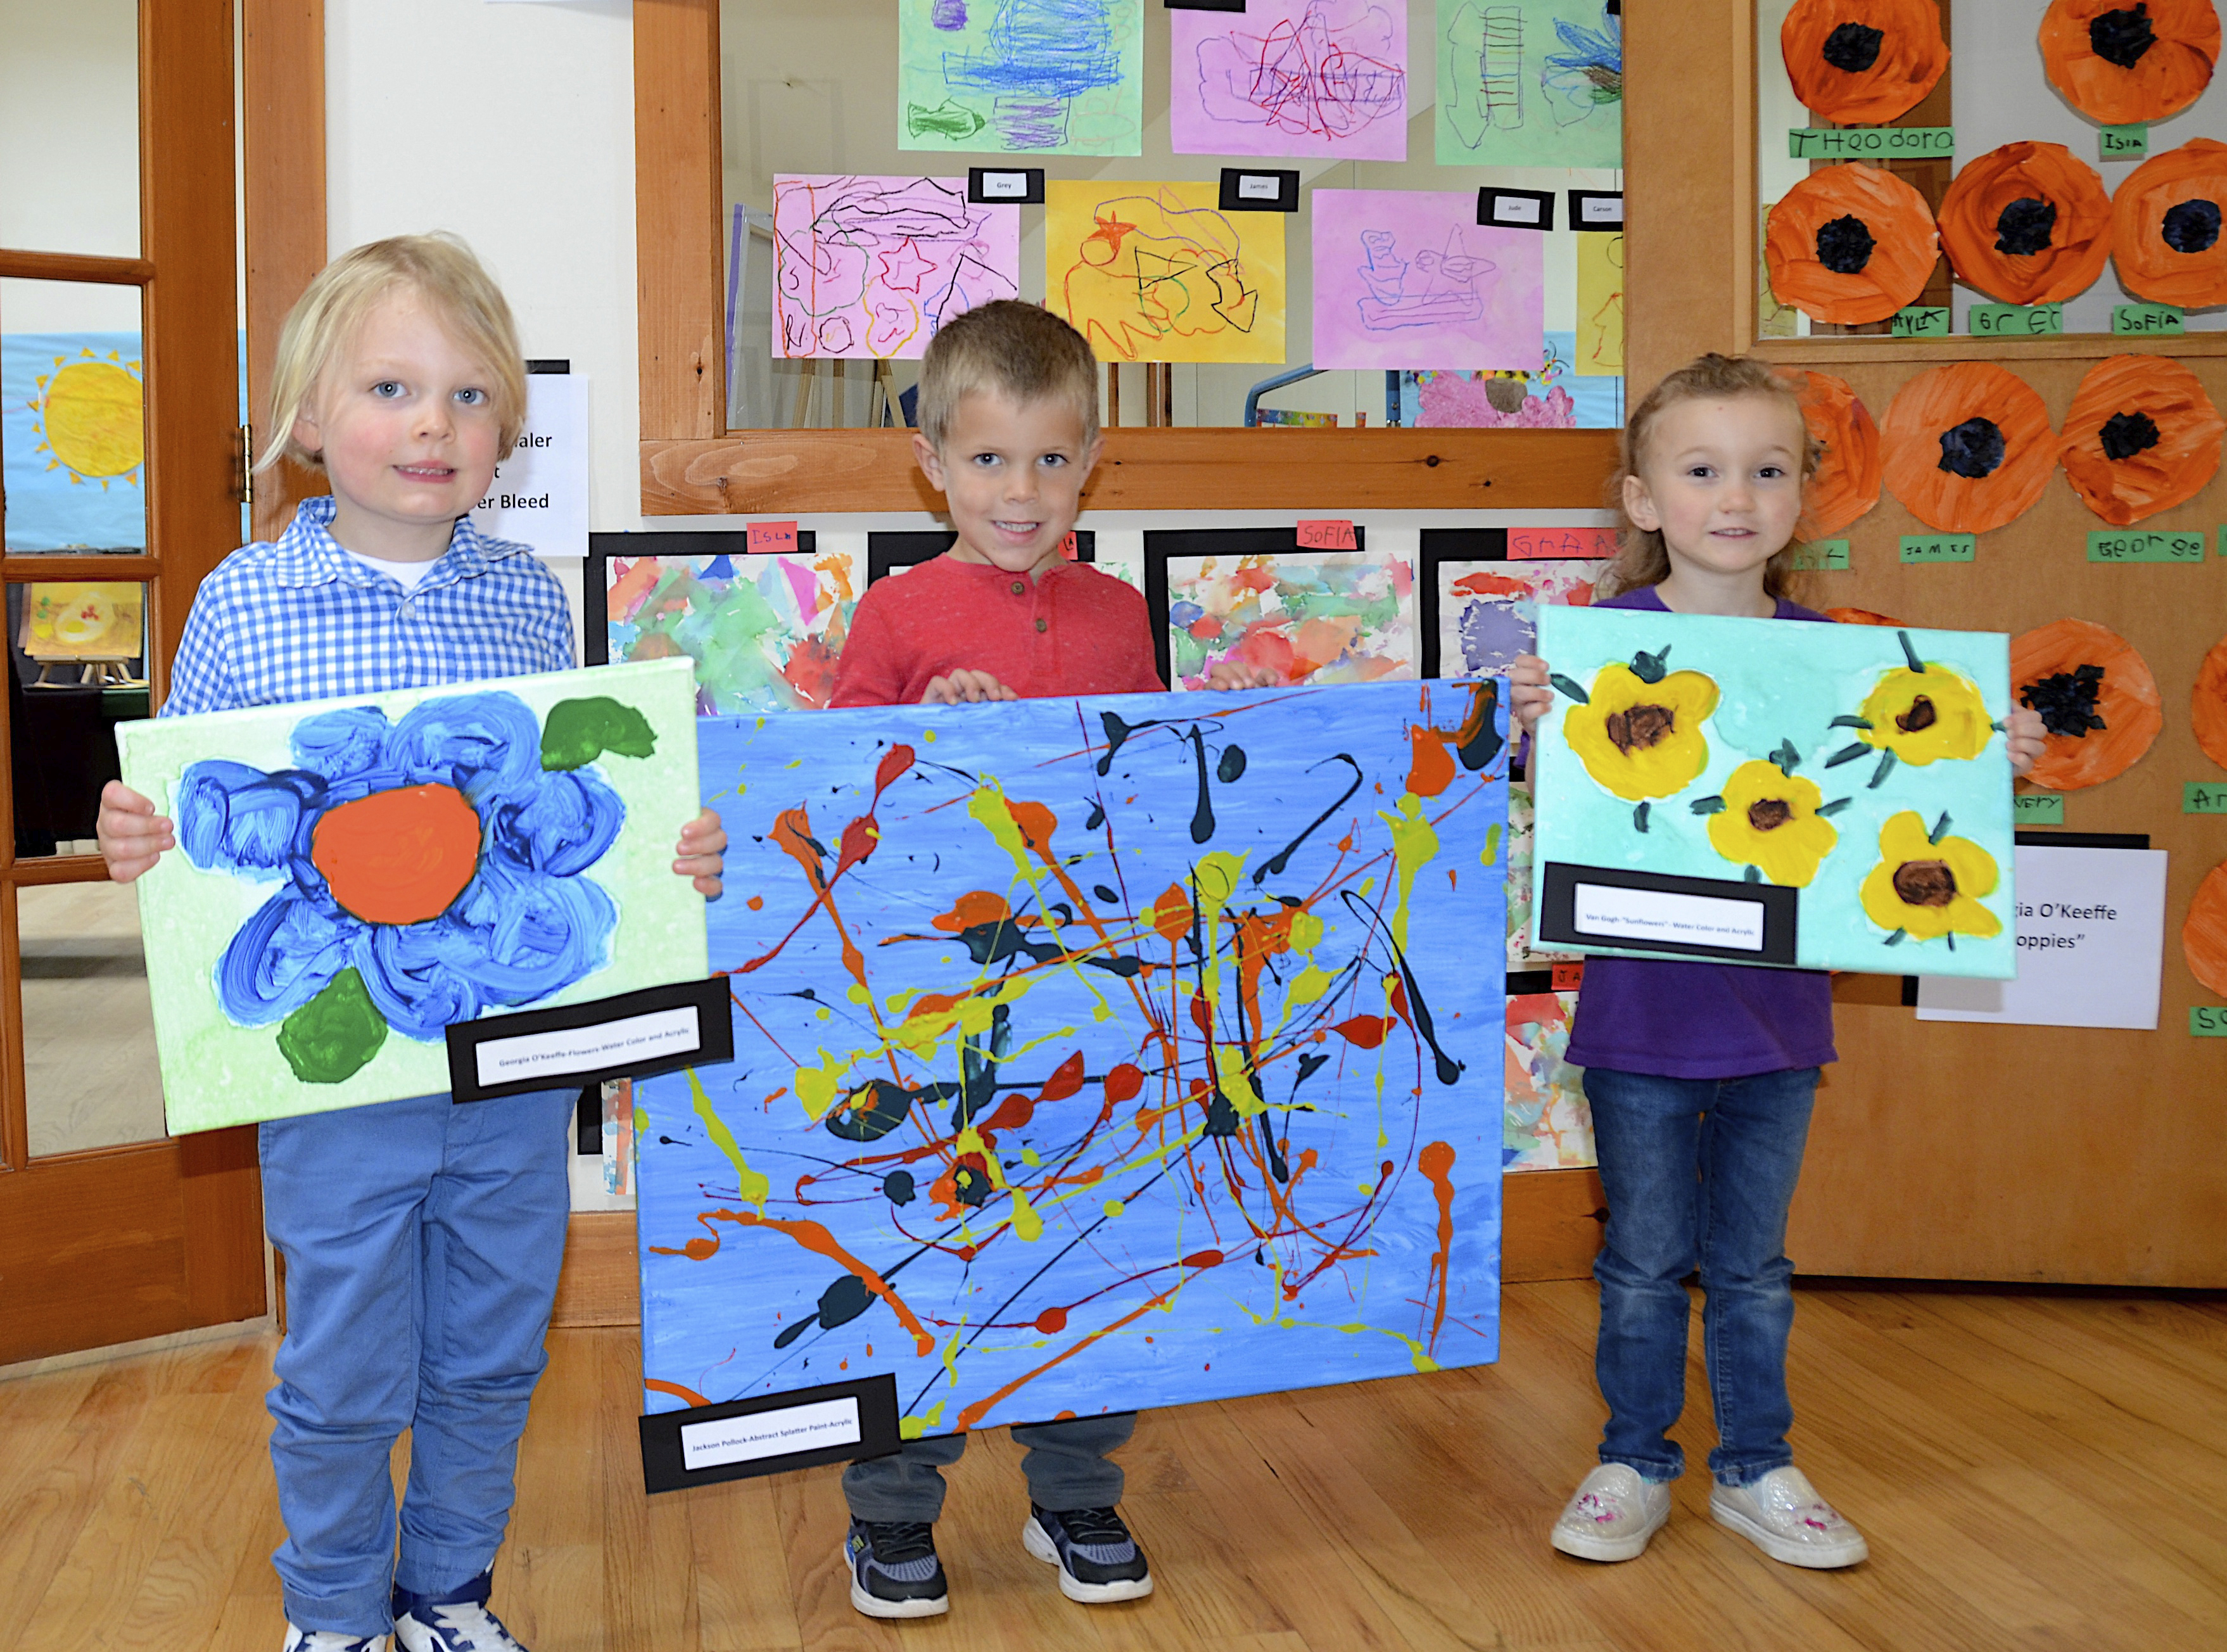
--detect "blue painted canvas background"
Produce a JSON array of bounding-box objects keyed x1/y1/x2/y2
[{"x1": 637, "y1": 678, "x2": 1506, "y2": 1435}]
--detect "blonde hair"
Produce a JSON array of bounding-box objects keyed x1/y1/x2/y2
[
  {"x1": 1599, "y1": 353, "x2": 1819, "y2": 602},
  {"x1": 258, "y1": 232, "x2": 527, "y2": 474},
  {"x1": 915, "y1": 300, "x2": 1100, "y2": 450}
]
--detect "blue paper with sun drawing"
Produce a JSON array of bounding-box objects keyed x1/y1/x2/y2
[
  {"x1": 2, "y1": 332, "x2": 149, "y2": 551},
  {"x1": 116, "y1": 658, "x2": 707, "y2": 1132},
  {"x1": 635, "y1": 678, "x2": 1506, "y2": 1439}
]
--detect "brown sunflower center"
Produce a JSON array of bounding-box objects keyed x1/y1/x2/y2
[
  {"x1": 1747, "y1": 798, "x2": 1794, "y2": 832},
  {"x1": 1605, "y1": 704, "x2": 1674, "y2": 754},
  {"x1": 1896, "y1": 694, "x2": 1939, "y2": 733},
  {"x1": 1893, "y1": 860, "x2": 1959, "y2": 907}
]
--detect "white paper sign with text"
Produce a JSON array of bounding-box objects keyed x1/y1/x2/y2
[{"x1": 469, "y1": 372, "x2": 589, "y2": 559}]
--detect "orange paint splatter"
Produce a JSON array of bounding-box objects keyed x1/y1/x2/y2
[
  {"x1": 959, "y1": 1282, "x2": 1186, "y2": 1430},
  {"x1": 1405, "y1": 727, "x2": 1457, "y2": 798},
  {"x1": 747, "y1": 894, "x2": 765, "y2": 910},
  {"x1": 1418, "y1": 1140, "x2": 1457, "y2": 1351}
]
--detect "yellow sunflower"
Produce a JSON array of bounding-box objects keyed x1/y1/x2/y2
[
  {"x1": 1855, "y1": 665, "x2": 1994, "y2": 765},
  {"x1": 1702, "y1": 760, "x2": 1839, "y2": 887},
  {"x1": 1859, "y1": 810, "x2": 2003, "y2": 944},
  {"x1": 1561, "y1": 656, "x2": 1720, "y2": 801}
]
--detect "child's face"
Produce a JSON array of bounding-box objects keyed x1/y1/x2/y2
[
  {"x1": 293, "y1": 289, "x2": 505, "y2": 556},
  {"x1": 1623, "y1": 394, "x2": 1806, "y2": 585},
  {"x1": 914, "y1": 390, "x2": 1101, "y2": 576}
]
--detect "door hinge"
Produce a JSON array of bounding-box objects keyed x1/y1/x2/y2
[{"x1": 235, "y1": 423, "x2": 254, "y2": 507}]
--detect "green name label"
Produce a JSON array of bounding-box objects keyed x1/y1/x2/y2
[
  {"x1": 2100, "y1": 123, "x2": 2150, "y2": 158},
  {"x1": 2114, "y1": 303, "x2": 2185, "y2": 334},
  {"x1": 1791, "y1": 539, "x2": 1850, "y2": 571},
  {"x1": 2089, "y1": 529, "x2": 2207, "y2": 562},
  {"x1": 2193, "y1": 1007, "x2": 2227, "y2": 1038},
  {"x1": 1891, "y1": 307, "x2": 1951, "y2": 336},
  {"x1": 1789, "y1": 126, "x2": 1954, "y2": 158},
  {"x1": 2187, "y1": 782, "x2": 2227, "y2": 814},
  {"x1": 2013, "y1": 793, "x2": 2065, "y2": 824},
  {"x1": 1901, "y1": 533, "x2": 1976, "y2": 563},
  {"x1": 1969, "y1": 303, "x2": 2063, "y2": 336}
]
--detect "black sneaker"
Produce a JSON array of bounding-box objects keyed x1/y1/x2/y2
[
  {"x1": 843, "y1": 1518, "x2": 950, "y2": 1619},
  {"x1": 1022, "y1": 1504, "x2": 1153, "y2": 1604}
]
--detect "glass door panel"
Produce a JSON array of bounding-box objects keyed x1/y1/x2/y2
[
  {"x1": 1, "y1": 277, "x2": 150, "y2": 556},
  {"x1": 17, "y1": 879, "x2": 165, "y2": 1155},
  {"x1": 0, "y1": 0, "x2": 143, "y2": 258}
]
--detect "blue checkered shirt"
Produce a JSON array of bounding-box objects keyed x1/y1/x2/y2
[{"x1": 162, "y1": 495, "x2": 575, "y2": 717}]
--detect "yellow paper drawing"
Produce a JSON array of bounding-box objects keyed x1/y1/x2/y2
[
  {"x1": 1577, "y1": 232, "x2": 1623, "y2": 376},
  {"x1": 21, "y1": 583, "x2": 143, "y2": 661},
  {"x1": 1045, "y1": 181, "x2": 1286, "y2": 364}
]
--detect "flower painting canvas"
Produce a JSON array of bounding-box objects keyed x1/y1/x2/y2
[
  {"x1": 635, "y1": 679, "x2": 1506, "y2": 1439},
  {"x1": 1532, "y1": 607, "x2": 2016, "y2": 978},
  {"x1": 117, "y1": 658, "x2": 709, "y2": 1132}
]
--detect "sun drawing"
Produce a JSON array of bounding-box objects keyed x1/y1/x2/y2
[{"x1": 27, "y1": 348, "x2": 144, "y2": 490}]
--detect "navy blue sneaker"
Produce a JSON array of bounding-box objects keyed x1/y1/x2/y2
[
  {"x1": 391, "y1": 1571, "x2": 528, "y2": 1651},
  {"x1": 844, "y1": 1518, "x2": 950, "y2": 1618},
  {"x1": 281, "y1": 1629, "x2": 388, "y2": 1651},
  {"x1": 1023, "y1": 1504, "x2": 1153, "y2": 1603}
]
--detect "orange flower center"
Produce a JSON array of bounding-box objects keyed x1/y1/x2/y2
[{"x1": 310, "y1": 783, "x2": 482, "y2": 925}]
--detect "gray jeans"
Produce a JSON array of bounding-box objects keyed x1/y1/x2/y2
[{"x1": 842, "y1": 1411, "x2": 1136, "y2": 1522}]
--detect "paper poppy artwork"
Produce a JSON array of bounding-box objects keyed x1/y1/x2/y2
[
  {"x1": 1879, "y1": 362, "x2": 2059, "y2": 535},
  {"x1": 2058, "y1": 355, "x2": 2225, "y2": 524},
  {"x1": 2012, "y1": 618, "x2": 2164, "y2": 791},
  {"x1": 2040, "y1": 0, "x2": 2219, "y2": 126},
  {"x1": 2193, "y1": 633, "x2": 2227, "y2": 770},
  {"x1": 115, "y1": 659, "x2": 708, "y2": 1133},
  {"x1": 1779, "y1": 0, "x2": 1950, "y2": 124},
  {"x1": 1532, "y1": 604, "x2": 2015, "y2": 977},
  {"x1": 1764, "y1": 163, "x2": 1941, "y2": 325},
  {"x1": 633, "y1": 680, "x2": 1506, "y2": 1439},
  {"x1": 1779, "y1": 367, "x2": 1882, "y2": 538},
  {"x1": 1936, "y1": 142, "x2": 2113, "y2": 307},
  {"x1": 599, "y1": 551, "x2": 858, "y2": 714},
  {"x1": 2109, "y1": 138, "x2": 2227, "y2": 309},
  {"x1": 2186, "y1": 860, "x2": 2227, "y2": 996}
]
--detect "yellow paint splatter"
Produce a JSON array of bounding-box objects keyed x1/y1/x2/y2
[
  {"x1": 688, "y1": 1067, "x2": 769, "y2": 1211},
  {"x1": 794, "y1": 1049, "x2": 847, "y2": 1121},
  {"x1": 1376, "y1": 792, "x2": 1440, "y2": 950},
  {"x1": 1009, "y1": 1187, "x2": 1044, "y2": 1240}
]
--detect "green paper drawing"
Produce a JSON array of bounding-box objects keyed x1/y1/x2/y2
[
  {"x1": 899, "y1": 0, "x2": 1144, "y2": 157},
  {"x1": 1437, "y1": 0, "x2": 1623, "y2": 168}
]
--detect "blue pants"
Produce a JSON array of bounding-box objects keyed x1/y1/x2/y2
[
  {"x1": 1582, "y1": 1065, "x2": 1818, "y2": 1488},
  {"x1": 259, "y1": 1087, "x2": 574, "y2": 1637},
  {"x1": 842, "y1": 1413, "x2": 1136, "y2": 1523}
]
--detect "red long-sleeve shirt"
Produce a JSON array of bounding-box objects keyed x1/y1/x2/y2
[{"x1": 828, "y1": 554, "x2": 1167, "y2": 707}]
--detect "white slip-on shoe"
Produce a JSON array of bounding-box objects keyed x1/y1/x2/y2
[
  {"x1": 1549, "y1": 1463, "x2": 1673, "y2": 1562},
  {"x1": 1710, "y1": 1465, "x2": 1869, "y2": 1568}
]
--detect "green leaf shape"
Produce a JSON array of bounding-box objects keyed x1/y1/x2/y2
[
  {"x1": 542, "y1": 697, "x2": 658, "y2": 771},
  {"x1": 1929, "y1": 811, "x2": 1953, "y2": 844},
  {"x1": 1898, "y1": 630, "x2": 1926, "y2": 673},
  {"x1": 1869, "y1": 748, "x2": 1900, "y2": 789},
  {"x1": 1744, "y1": 865, "x2": 1763, "y2": 884},
  {"x1": 1770, "y1": 738, "x2": 1802, "y2": 775},
  {"x1": 1549, "y1": 673, "x2": 1591, "y2": 704},
  {"x1": 1815, "y1": 797, "x2": 1853, "y2": 817},
  {"x1": 1824, "y1": 742, "x2": 1870, "y2": 768},
  {"x1": 1830, "y1": 715, "x2": 1874, "y2": 730},
  {"x1": 276, "y1": 967, "x2": 388, "y2": 1085},
  {"x1": 1884, "y1": 927, "x2": 1908, "y2": 946},
  {"x1": 1629, "y1": 645, "x2": 1672, "y2": 685},
  {"x1": 1690, "y1": 795, "x2": 1727, "y2": 815},
  {"x1": 1634, "y1": 801, "x2": 1651, "y2": 832}
]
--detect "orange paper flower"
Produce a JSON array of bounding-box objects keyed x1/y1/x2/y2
[
  {"x1": 1879, "y1": 362, "x2": 2058, "y2": 533},
  {"x1": 1824, "y1": 607, "x2": 1912, "y2": 626},
  {"x1": 2012, "y1": 618, "x2": 2164, "y2": 791},
  {"x1": 2059, "y1": 355, "x2": 2225, "y2": 524},
  {"x1": 1779, "y1": 367, "x2": 1882, "y2": 537},
  {"x1": 2040, "y1": 0, "x2": 2219, "y2": 125},
  {"x1": 1936, "y1": 142, "x2": 2112, "y2": 303},
  {"x1": 1780, "y1": 0, "x2": 1951, "y2": 123},
  {"x1": 2193, "y1": 634, "x2": 2227, "y2": 770},
  {"x1": 1765, "y1": 165, "x2": 1941, "y2": 324},
  {"x1": 2188, "y1": 861, "x2": 2227, "y2": 996},
  {"x1": 2110, "y1": 138, "x2": 2227, "y2": 308}
]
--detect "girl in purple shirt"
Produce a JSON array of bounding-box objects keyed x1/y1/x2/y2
[{"x1": 1511, "y1": 355, "x2": 2044, "y2": 1571}]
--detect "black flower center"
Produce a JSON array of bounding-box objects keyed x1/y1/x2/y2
[
  {"x1": 2090, "y1": 4, "x2": 2157, "y2": 69},
  {"x1": 2021, "y1": 664, "x2": 2108, "y2": 739},
  {"x1": 1896, "y1": 694, "x2": 1939, "y2": 733},
  {"x1": 2100, "y1": 409, "x2": 2163, "y2": 460},
  {"x1": 1748, "y1": 797, "x2": 1794, "y2": 832},
  {"x1": 1820, "y1": 20, "x2": 1886, "y2": 73},
  {"x1": 1815, "y1": 214, "x2": 1877, "y2": 274},
  {"x1": 1938, "y1": 417, "x2": 2007, "y2": 479},
  {"x1": 1893, "y1": 860, "x2": 1959, "y2": 907},
  {"x1": 2163, "y1": 198, "x2": 2223, "y2": 254},
  {"x1": 1995, "y1": 196, "x2": 2057, "y2": 257},
  {"x1": 1605, "y1": 704, "x2": 1675, "y2": 753}
]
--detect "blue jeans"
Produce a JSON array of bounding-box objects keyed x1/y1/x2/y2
[
  {"x1": 842, "y1": 1413, "x2": 1136, "y2": 1523},
  {"x1": 259, "y1": 1087, "x2": 575, "y2": 1637},
  {"x1": 1582, "y1": 1065, "x2": 1818, "y2": 1488}
]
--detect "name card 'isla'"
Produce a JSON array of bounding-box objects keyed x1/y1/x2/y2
[
  {"x1": 1901, "y1": 533, "x2": 1976, "y2": 564},
  {"x1": 1509, "y1": 526, "x2": 1619, "y2": 560},
  {"x1": 1295, "y1": 519, "x2": 1358, "y2": 550},
  {"x1": 747, "y1": 520, "x2": 799, "y2": 553},
  {"x1": 2100, "y1": 123, "x2": 2149, "y2": 159}
]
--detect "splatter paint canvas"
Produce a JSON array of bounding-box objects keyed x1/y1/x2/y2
[
  {"x1": 602, "y1": 551, "x2": 856, "y2": 715},
  {"x1": 1046, "y1": 181, "x2": 1286, "y2": 364},
  {"x1": 1435, "y1": 0, "x2": 1623, "y2": 168},
  {"x1": 636, "y1": 679, "x2": 1506, "y2": 1437},
  {"x1": 116, "y1": 658, "x2": 709, "y2": 1132},
  {"x1": 1167, "y1": 551, "x2": 1416, "y2": 689},
  {"x1": 1310, "y1": 191, "x2": 1544, "y2": 372},
  {"x1": 1435, "y1": 557, "x2": 1602, "y2": 682},
  {"x1": 899, "y1": 0, "x2": 1143, "y2": 156},
  {"x1": 1532, "y1": 606, "x2": 2017, "y2": 977},
  {"x1": 1170, "y1": 0, "x2": 1409, "y2": 162},
  {"x1": 1503, "y1": 989, "x2": 1592, "y2": 1170},
  {"x1": 772, "y1": 177, "x2": 1019, "y2": 360}
]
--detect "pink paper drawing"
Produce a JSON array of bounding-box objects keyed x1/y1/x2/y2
[
  {"x1": 1310, "y1": 190, "x2": 1544, "y2": 372},
  {"x1": 1170, "y1": 0, "x2": 1408, "y2": 162},
  {"x1": 773, "y1": 175, "x2": 1020, "y2": 360}
]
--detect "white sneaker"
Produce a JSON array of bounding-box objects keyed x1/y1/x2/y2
[
  {"x1": 281, "y1": 1628, "x2": 390, "y2": 1651},
  {"x1": 1710, "y1": 1466, "x2": 1869, "y2": 1568},
  {"x1": 1549, "y1": 1464, "x2": 1672, "y2": 1562}
]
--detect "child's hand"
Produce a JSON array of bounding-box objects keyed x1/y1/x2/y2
[
  {"x1": 923, "y1": 670, "x2": 1017, "y2": 705},
  {"x1": 1204, "y1": 660, "x2": 1281, "y2": 690},
  {"x1": 98, "y1": 781, "x2": 173, "y2": 884},
  {"x1": 674, "y1": 806, "x2": 726, "y2": 899},
  {"x1": 1509, "y1": 654, "x2": 1554, "y2": 737},
  {"x1": 2005, "y1": 707, "x2": 2046, "y2": 778}
]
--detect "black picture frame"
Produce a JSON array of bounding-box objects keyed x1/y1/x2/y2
[
  {"x1": 1536, "y1": 863, "x2": 1800, "y2": 967},
  {"x1": 968, "y1": 167, "x2": 1045, "y2": 205},
  {"x1": 866, "y1": 530, "x2": 1095, "y2": 583},
  {"x1": 1568, "y1": 190, "x2": 1625, "y2": 232},
  {"x1": 1141, "y1": 525, "x2": 1371, "y2": 688},
  {"x1": 1415, "y1": 528, "x2": 1509, "y2": 680},
  {"x1": 583, "y1": 530, "x2": 818, "y2": 666},
  {"x1": 1478, "y1": 187, "x2": 1555, "y2": 232},
  {"x1": 1219, "y1": 167, "x2": 1300, "y2": 212}
]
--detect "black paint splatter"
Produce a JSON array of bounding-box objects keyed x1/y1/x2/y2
[{"x1": 1256, "y1": 754, "x2": 1364, "y2": 883}]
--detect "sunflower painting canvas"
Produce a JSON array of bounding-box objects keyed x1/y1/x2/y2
[
  {"x1": 1531, "y1": 606, "x2": 2015, "y2": 978},
  {"x1": 116, "y1": 658, "x2": 708, "y2": 1132}
]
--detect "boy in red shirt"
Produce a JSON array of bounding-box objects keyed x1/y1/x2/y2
[{"x1": 828, "y1": 300, "x2": 1267, "y2": 1618}]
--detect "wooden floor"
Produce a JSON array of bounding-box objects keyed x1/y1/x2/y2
[{"x1": 5, "y1": 1279, "x2": 2226, "y2": 1651}]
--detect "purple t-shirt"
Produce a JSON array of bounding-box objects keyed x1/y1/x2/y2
[{"x1": 1559, "y1": 585, "x2": 1839, "y2": 1079}]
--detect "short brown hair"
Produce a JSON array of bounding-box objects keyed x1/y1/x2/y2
[
  {"x1": 258, "y1": 232, "x2": 528, "y2": 474},
  {"x1": 915, "y1": 300, "x2": 1100, "y2": 450},
  {"x1": 1600, "y1": 353, "x2": 1818, "y2": 601}
]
